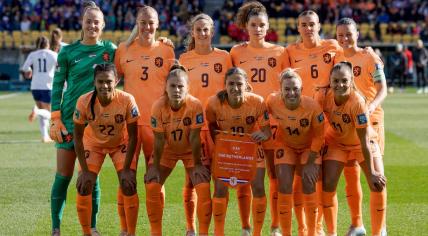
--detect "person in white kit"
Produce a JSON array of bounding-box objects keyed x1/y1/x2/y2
[{"x1": 21, "y1": 36, "x2": 58, "y2": 143}]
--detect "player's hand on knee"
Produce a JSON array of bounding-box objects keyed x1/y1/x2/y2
[
  {"x1": 49, "y1": 111, "x2": 68, "y2": 143},
  {"x1": 192, "y1": 164, "x2": 211, "y2": 184},
  {"x1": 120, "y1": 168, "x2": 137, "y2": 195},
  {"x1": 370, "y1": 172, "x2": 387, "y2": 192},
  {"x1": 144, "y1": 165, "x2": 160, "y2": 184},
  {"x1": 76, "y1": 171, "x2": 96, "y2": 195},
  {"x1": 302, "y1": 162, "x2": 320, "y2": 186}
]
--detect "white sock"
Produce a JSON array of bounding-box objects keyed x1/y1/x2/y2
[
  {"x1": 35, "y1": 108, "x2": 51, "y2": 119},
  {"x1": 39, "y1": 116, "x2": 50, "y2": 139}
]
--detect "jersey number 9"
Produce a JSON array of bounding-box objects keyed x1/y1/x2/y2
[{"x1": 201, "y1": 73, "x2": 209, "y2": 87}]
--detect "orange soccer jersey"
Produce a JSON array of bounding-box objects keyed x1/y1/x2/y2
[
  {"x1": 230, "y1": 43, "x2": 289, "y2": 99},
  {"x1": 286, "y1": 39, "x2": 341, "y2": 96},
  {"x1": 206, "y1": 92, "x2": 270, "y2": 134},
  {"x1": 151, "y1": 95, "x2": 204, "y2": 154},
  {"x1": 267, "y1": 93, "x2": 325, "y2": 152},
  {"x1": 179, "y1": 48, "x2": 232, "y2": 105},
  {"x1": 114, "y1": 40, "x2": 175, "y2": 126},
  {"x1": 335, "y1": 47, "x2": 385, "y2": 123},
  {"x1": 321, "y1": 90, "x2": 370, "y2": 149},
  {"x1": 73, "y1": 89, "x2": 140, "y2": 148}
]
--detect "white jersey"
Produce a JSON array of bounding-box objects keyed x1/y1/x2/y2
[{"x1": 21, "y1": 49, "x2": 58, "y2": 90}]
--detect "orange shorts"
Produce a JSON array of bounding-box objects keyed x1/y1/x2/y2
[
  {"x1": 200, "y1": 129, "x2": 214, "y2": 166},
  {"x1": 274, "y1": 146, "x2": 322, "y2": 166},
  {"x1": 80, "y1": 144, "x2": 138, "y2": 174},
  {"x1": 323, "y1": 140, "x2": 382, "y2": 164},
  {"x1": 372, "y1": 122, "x2": 385, "y2": 155},
  {"x1": 149, "y1": 149, "x2": 195, "y2": 169},
  {"x1": 136, "y1": 125, "x2": 154, "y2": 163}
]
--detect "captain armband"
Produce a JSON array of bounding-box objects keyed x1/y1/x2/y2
[{"x1": 372, "y1": 67, "x2": 386, "y2": 82}]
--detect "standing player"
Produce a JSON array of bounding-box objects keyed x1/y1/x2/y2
[
  {"x1": 320, "y1": 62, "x2": 387, "y2": 236},
  {"x1": 335, "y1": 18, "x2": 388, "y2": 236},
  {"x1": 206, "y1": 67, "x2": 271, "y2": 236},
  {"x1": 178, "y1": 13, "x2": 232, "y2": 235},
  {"x1": 230, "y1": 2, "x2": 289, "y2": 234},
  {"x1": 114, "y1": 6, "x2": 174, "y2": 233},
  {"x1": 73, "y1": 64, "x2": 139, "y2": 236},
  {"x1": 22, "y1": 36, "x2": 57, "y2": 143},
  {"x1": 144, "y1": 64, "x2": 212, "y2": 236},
  {"x1": 286, "y1": 10, "x2": 341, "y2": 235},
  {"x1": 49, "y1": 4, "x2": 116, "y2": 235},
  {"x1": 267, "y1": 69, "x2": 325, "y2": 236}
]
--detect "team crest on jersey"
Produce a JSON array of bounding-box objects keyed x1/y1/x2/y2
[
  {"x1": 276, "y1": 149, "x2": 284, "y2": 159},
  {"x1": 84, "y1": 150, "x2": 90, "y2": 159},
  {"x1": 214, "y1": 63, "x2": 222, "y2": 73},
  {"x1": 323, "y1": 53, "x2": 332, "y2": 64},
  {"x1": 268, "y1": 57, "x2": 277, "y2": 67},
  {"x1": 357, "y1": 113, "x2": 367, "y2": 125},
  {"x1": 155, "y1": 57, "x2": 163, "y2": 67},
  {"x1": 102, "y1": 52, "x2": 110, "y2": 62},
  {"x1": 342, "y1": 114, "x2": 351, "y2": 124},
  {"x1": 300, "y1": 118, "x2": 309, "y2": 127},
  {"x1": 115, "y1": 114, "x2": 124, "y2": 124},
  {"x1": 131, "y1": 107, "x2": 139, "y2": 118},
  {"x1": 353, "y1": 66, "x2": 362, "y2": 77},
  {"x1": 183, "y1": 117, "x2": 192, "y2": 126},
  {"x1": 196, "y1": 113, "x2": 204, "y2": 124},
  {"x1": 264, "y1": 111, "x2": 269, "y2": 120},
  {"x1": 246, "y1": 116, "x2": 255, "y2": 125},
  {"x1": 74, "y1": 109, "x2": 80, "y2": 120},
  {"x1": 317, "y1": 113, "x2": 324, "y2": 123},
  {"x1": 151, "y1": 117, "x2": 157, "y2": 128}
]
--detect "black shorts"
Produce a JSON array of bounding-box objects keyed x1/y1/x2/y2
[{"x1": 31, "y1": 89, "x2": 51, "y2": 103}]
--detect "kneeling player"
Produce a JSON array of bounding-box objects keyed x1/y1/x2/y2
[{"x1": 73, "y1": 64, "x2": 139, "y2": 236}]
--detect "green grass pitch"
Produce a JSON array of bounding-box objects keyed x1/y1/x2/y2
[{"x1": 0, "y1": 92, "x2": 427, "y2": 235}]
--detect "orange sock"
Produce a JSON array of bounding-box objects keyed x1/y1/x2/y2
[
  {"x1": 252, "y1": 196, "x2": 267, "y2": 236},
  {"x1": 76, "y1": 193, "x2": 92, "y2": 235},
  {"x1": 316, "y1": 180, "x2": 324, "y2": 233},
  {"x1": 117, "y1": 188, "x2": 127, "y2": 232},
  {"x1": 293, "y1": 175, "x2": 307, "y2": 235},
  {"x1": 195, "y1": 183, "x2": 212, "y2": 234},
  {"x1": 370, "y1": 190, "x2": 387, "y2": 235},
  {"x1": 145, "y1": 183, "x2": 163, "y2": 236},
  {"x1": 322, "y1": 191, "x2": 338, "y2": 235},
  {"x1": 344, "y1": 165, "x2": 363, "y2": 227},
  {"x1": 183, "y1": 185, "x2": 196, "y2": 231},
  {"x1": 269, "y1": 178, "x2": 279, "y2": 229},
  {"x1": 212, "y1": 197, "x2": 227, "y2": 236},
  {"x1": 237, "y1": 184, "x2": 252, "y2": 229},
  {"x1": 123, "y1": 193, "x2": 139, "y2": 235},
  {"x1": 304, "y1": 193, "x2": 318, "y2": 236},
  {"x1": 278, "y1": 193, "x2": 293, "y2": 236}
]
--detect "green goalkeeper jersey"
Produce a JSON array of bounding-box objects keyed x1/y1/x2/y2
[{"x1": 51, "y1": 40, "x2": 116, "y2": 128}]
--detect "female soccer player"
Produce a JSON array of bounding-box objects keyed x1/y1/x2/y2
[
  {"x1": 267, "y1": 69, "x2": 325, "y2": 236},
  {"x1": 178, "y1": 13, "x2": 232, "y2": 235},
  {"x1": 230, "y1": 2, "x2": 289, "y2": 234},
  {"x1": 74, "y1": 64, "x2": 139, "y2": 236},
  {"x1": 286, "y1": 10, "x2": 342, "y2": 235},
  {"x1": 335, "y1": 17, "x2": 388, "y2": 236},
  {"x1": 114, "y1": 6, "x2": 174, "y2": 233},
  {"x1": 207, "y1": 67, "x2": 271, "y2": 236},
  {"x1": 22, "y1": 36, "x2": 57, "y2": 143},
  {"x1": 144, "y1": 64, "x2": 212, "y2": 236},
  {"x1": 320, "y1": 62, "x2": 387, "y2": 236},
  {"x1": 49, "y1": 3, "x2": 116, "y2": 235}
]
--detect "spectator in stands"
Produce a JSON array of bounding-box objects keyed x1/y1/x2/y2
[
  {"x1": 388, "y1": 43, "x2": 407, "y2": 93},
  {"x1": 413, "y1": 39, "x2": 428, "y2": 94},
  {"x1": 403, "y1": 45, "x2": 414, "y2": 88}
]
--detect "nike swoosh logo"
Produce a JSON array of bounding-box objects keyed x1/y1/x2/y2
[
  {"x1": 188, "y1": 67, "x2": 196, "y2": 71},
  {"x1": 74, "y1": 59, "x2": 82, "y2": 63},
  {"x1": 214, "y1": 213, "x2": 222, "y2": 216},
  {"x1": 294, "y1": 59, "x2": 303, "y2": 63},
  {"x1": 126, "y1": 59, "x2": 134, "y2": 63},
  {"x1": 239, "y1": 60, "x2": 247, "y2": 64},
  {"x1": 279, "y1": 211, "x2": 289, "y2": 214}
]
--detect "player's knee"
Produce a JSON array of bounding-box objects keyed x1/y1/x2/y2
[
  {"x1": 214, "y1": 184, "x2": 228, "y2": 198},
  {"x1": 251, "y1": 181, "x2": 265, "y2": 198},
  {"x1": 121, "y1": 185, "x2": 136, "y2": 196},
  {"x1": 322, "y1": 174, "x2": 337, "y2": 192}
]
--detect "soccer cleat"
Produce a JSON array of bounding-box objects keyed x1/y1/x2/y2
[
  {"x1": 381, "y1": 228, "x2": 387, "y2": 236},
  {"x1": 118, "y1": 231, "x2": 127, "y2": 236},
  {"x1": 42, "y1": 137, "x2": 54, "y2": 143},
  {"x1": 52, "y1": 228, "x2": 60, "y2": 236},
  {"x1": 241, "y1": 228, "x2": 251, "y2": 236},
  {"x1": 417, "y1": 88, "x2": 423, "y2": 94},
  {"x1": 317, "y1": 228, "x2": 326, "y2": 236},
  {"x1": 271, "y1": 227, "x2": 282, "y2": 236},
  {"x1": 186, "y1": 230, "x2": 196, "y2": 236},
  {"x1": 345, "y1": 225, "x2": 366, "y2": 236},
  {"x1": 387, "y1": 87, "x2": 394, "y2": 94},
  {"x1": 91, "y1": 228, "x2": 101, "y2": 236}
]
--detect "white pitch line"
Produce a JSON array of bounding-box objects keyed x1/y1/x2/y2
[
  {"x1": 0, "y1": 139, "x2": 46, "y2": 144},
  {"x1": 0, "y1": 93, "x2": 20, "y2": 99}
]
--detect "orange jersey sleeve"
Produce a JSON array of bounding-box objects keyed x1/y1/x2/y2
[
  {"x1": 230, "y1": 43, "x2": 287, "y2": 99},
  {"x1": 115, "y1": 41, "x2": 175, "y2": 126},
  {"x1": 74, "y1": 90, "x2": 140, "y2": 148},
  {"x1": 335, "y1": 47, "x2": 385, "y2": 123},
  {"x1": 267, "y1": 93, "x2": 324, "y2": 151},
  {"x1": 151, "y1": 95, "x2": 204, "y2": 154},
  {"x1": 179, "y1": 48, "x2": 232, "y2": 105},
  {"x1": 323, "y1": 90, "x2": 369, "y2": 148},
  {"x1": 286, "y1": 39, "x2": 342, "y2": 96},
  {"x1": 206, "y1": 92, "x2": 270, "y2": 134}
]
